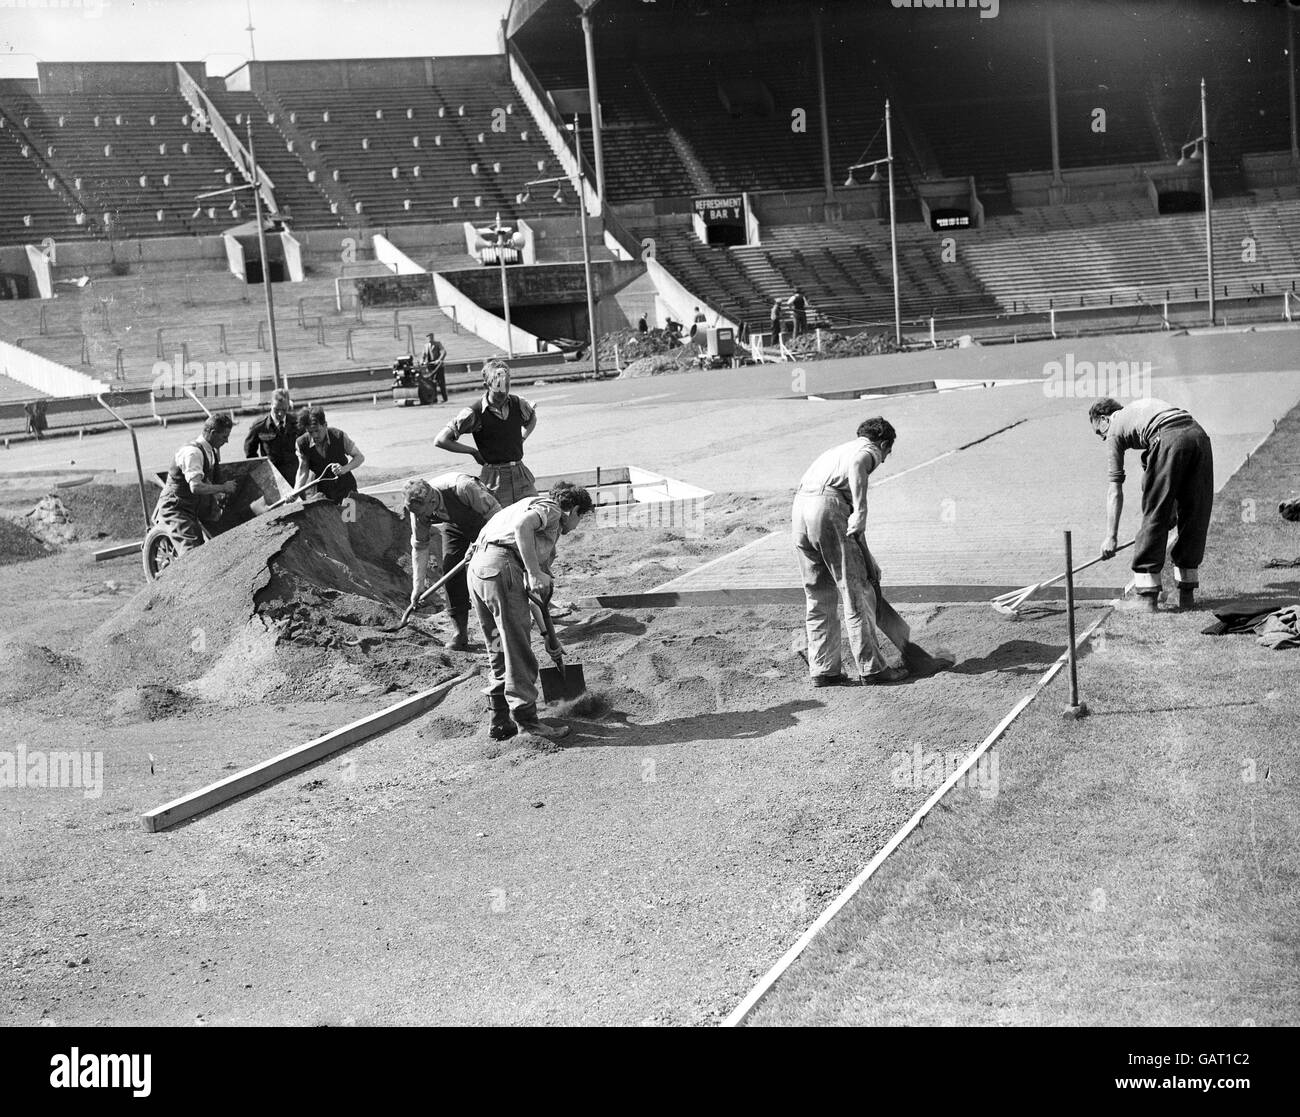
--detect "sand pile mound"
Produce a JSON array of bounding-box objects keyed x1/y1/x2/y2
[
  {"x1": 0, "y1": 639, "x2": 84, "y2": 703},
  {"x1": 87, "y1": 494, "x2": 450, "y2": 706},
  {"x1": 0, "y1": 516, "x2": 53, "y2": 565}
]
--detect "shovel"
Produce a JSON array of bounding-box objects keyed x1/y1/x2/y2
[
  {"x1": 529, "y1": 593, "x2": 587, "y2": 702},
  {"x1": 249, "y1": 465, "x2": 339, "y2": 515},
  {"x1": 396, "y1": 555, "x2": 471, "y2": 630}
]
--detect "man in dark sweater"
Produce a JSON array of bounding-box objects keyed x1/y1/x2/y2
[
  {"x1": 294, "y1": 405, "x2": 365, "y2": 503},
  {"x1": 242, "y1": 388, "x2": 298, "y2": 483},
  {"x1": 434, "y1": 359, "x2": 539, "y2": 507}
]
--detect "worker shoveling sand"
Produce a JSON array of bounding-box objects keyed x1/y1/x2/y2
[{"x1": 83, "y1": 494, "x2": 462, "y2": 708}]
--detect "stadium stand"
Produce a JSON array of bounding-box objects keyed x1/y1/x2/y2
[
  {"x1": 967, "y1": 199, "x2": 1300, "y2": 313},
  {"x1": 203, "y1": 89, "x2": 343, "y2": 230},
  {"x1": 0, "y1": 87, "x2": 238, "y2": 239}
]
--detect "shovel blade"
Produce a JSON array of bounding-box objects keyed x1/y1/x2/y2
[{"x1": 539, "y1": 662, "x2": 586, "y2": 703}]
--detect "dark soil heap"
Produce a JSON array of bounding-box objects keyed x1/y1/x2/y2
[
  {"x1": 87, "y1": 494, "x2": 457, "y2": 706},
  {"x1": 0, "y1": 517, "x2": 52, "y2": 565}
]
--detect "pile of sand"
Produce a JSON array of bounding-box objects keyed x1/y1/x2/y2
[
  {"x1": 0, "y1": 638, "x2": 83, "y2": 703},
  {"x1": 0, "y1": 517, "x2": 51, "y2": 565},
  {"x1": 87, "y1": 494, "x2": 460, "y2": 707}
]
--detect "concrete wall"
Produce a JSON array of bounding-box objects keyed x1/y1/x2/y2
[
  {"x1": 37, "y1": 61, "x2": 205, "y2": 94},
  {"x1": 245, "y1": 55, "x2": 504, "y2": 93}
]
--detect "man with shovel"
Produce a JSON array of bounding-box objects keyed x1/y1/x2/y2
[
  {"x1": 156, "y1": 413, "x2": 239, "y2": 555},
  {"x1": 468, "y1": 480, "x2": 594, "y2": 742},
  {"x1": 402, "y1": 473, "x2": 501, "y2": 650},
  {"x1": 792, "y1": 417, "x2": 938, "y2": 687}
]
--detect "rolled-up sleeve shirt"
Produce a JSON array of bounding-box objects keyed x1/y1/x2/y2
[
  {"x1": 797, "y1": 437, "x2": 885, "y2": 535},
  {"x1": 476, "y1": 497, "x2": 563, "y2": 573},
  {"x1": 176, "y1": 438, "x2": 216, "y2": 489},
  {"x1": 1104, "y1": 398, "x2": 1192, "y2": 483}
]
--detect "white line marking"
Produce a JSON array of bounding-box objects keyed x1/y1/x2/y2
[
  {"x1": 721, "y1": 606, "x2": 1114, "y2": 1027},
  {"x1": 622, "y1": 391, "x2": 676, "y2": 404},
  {"x1": 649, "y1": 530, "x2": 780, "y2": 591}
]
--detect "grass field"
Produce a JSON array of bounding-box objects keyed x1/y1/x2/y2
[{"x1": 744, "y1": 400, "x2": 1300, "y2": 1026}]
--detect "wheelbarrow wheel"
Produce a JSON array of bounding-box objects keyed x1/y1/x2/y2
[{"x1": 142, "y1": 525, "x2": 180, "y2": 581}]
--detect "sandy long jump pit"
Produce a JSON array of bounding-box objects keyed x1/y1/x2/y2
[{"x1": 0, "y1": 475, "x2": 1112, "y2": 1025}]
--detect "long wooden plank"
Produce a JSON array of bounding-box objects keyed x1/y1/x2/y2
[
  {"x1": 573, "y1": 585, "x2": 1122, "y2": 610},
  {"x1": 141, "y1": 668, "x2": 478, "y2": 832},
  {"x1": 94, "y1": 541, "x2": 143, "y2": 561}
]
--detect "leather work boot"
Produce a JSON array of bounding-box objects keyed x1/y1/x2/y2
[
  {"x1": 487, "y1": 695, "x2": 516, "y2": 741},
  {"x1": 1176, "y1": 585, "x2": 1197, "y2": 611},
  {"x1": 861, "y1": 665, "x2": 910, "y2": 685},
  {"x1": 1138, "y1": 591, "x2": 1160, "y2": 613},
  {"x1": 513, "y1": 705, "x2": 570, "y2": 741},
  {"x1": 444, "y1": 610, "x2": 470, "y2": 651}
]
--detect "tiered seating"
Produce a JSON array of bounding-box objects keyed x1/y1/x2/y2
[
  {"x1": 267, "y1": 77, "x2": 571, "y2": 227},
  {"x1": 203, "y1": 89, "x2": 342, "y2": 230},
  {"x1": 1055, "y1": 89, "x2": 1160, "y2": 169},
  {"x1": 0, "y1": 89, "x2": 236, "y2": 239},
  {"x1": 633, "y1": 216, "x2": 999, "y2": 332},
  {"x1": 966, "y1": 199, "x2": 1300, "y2": 311},
  {"x1": 0, "y1": 268, "x2": 506, "y2": 389},
  {"x1": 636, "y1": 49, "x2": 899, "y2": 194},
  {"x1": 0, "y1": 114, "x2": 87, "y2": 243}
]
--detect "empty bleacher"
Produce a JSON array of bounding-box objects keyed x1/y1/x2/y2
[
  {"x1": 966, "y1": 199, "x2": 1300, "y2": 312},
  {"x1": 0, "y1": 266, "x2": 505, "y2": 396},
  {"x1": 263, "y1": 73, "x2": 573, "y2": 228},
  {"x1": 203, "y1": 89, "x2": 343, "y2": 230},
  {"x1": 0, "y1": 88, "x2": 238, "y2": 240},
  {"x1": 0, "y1": 113, "x2": 87, "y2": 244}
]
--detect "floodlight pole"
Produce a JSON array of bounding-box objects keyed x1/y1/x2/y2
[
  {"x1": 492, "y1": 212, "x2": 515, "y2": 358},
  {"x1": 574, "y1": 120, "x2": 599, "y2": 379},
  {"x1": 246, "y1": 121, "x2": 284, "y2": 390},
  {"x1": 1200, "y1": 78, "x2": 1215, "y2": 327},
  {"x1": 886, "y1": 99, "x2": 900, "y2": 346}
]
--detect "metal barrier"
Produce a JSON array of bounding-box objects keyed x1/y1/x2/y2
[{"x1": 17, "y1": 332, "x2": 90, "y2": 365}]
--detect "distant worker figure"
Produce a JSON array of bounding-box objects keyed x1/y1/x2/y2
[
  {"x1": 468, "y1": 480, "x2": 595, "y2": 742},
  {"x1": 402, "y1": 472, "x2": 501, "y2": 651},
  {"x1": 23, "y1": 399, "x2": 48, "y2": 440},
  {"x1": 665, "y1": 316, "x2": 683, "y2": 341},
  {"x1": 434, "y1": 358, "x2": 539, "y2": 508},
  {"x1": 637, "y1": 313, "x2": 649, "y2": 334},
  {"x1": 1090, "y1": 396, "x2": 1214, "y2": 611},
  {"x1": 155, "y1": 413, "x2": 239, "y2": 555},
  {"x1": 769, "y1": 297, "x2": 784, "y2": 348},
  {"x1": 294, "y1": 405, "x2": 365, "y2": 503},
  {"x1": 420, "y1": 331, "x2": 448, "y2": 404},
  {"x1": 787, "y1": 288, "x2": 808, "y2": 337},
  {"x1": 792, "y1": 417, "x2": 922, "y2": 687},
  {"x1": 243, "y1": 387, "x2": 298, "y2": 483}
]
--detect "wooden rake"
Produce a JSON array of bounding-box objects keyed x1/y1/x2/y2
[{"x1": 992, "y1": 539, "x2": 1134, "y2": 616}]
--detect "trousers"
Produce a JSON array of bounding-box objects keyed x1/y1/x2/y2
[
  {"x1": 468, "y1": 546, "x2": 539, "y2": 715},
  {"x1": 791, "y1": 490, "x2": 910, "y2": 677},
  {"x1": 1133, "y1": 420, "x2": 1214, "y2": 590},
  {"x1": 480, "y1": 461, "x2": 537, "y2": 508}
]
